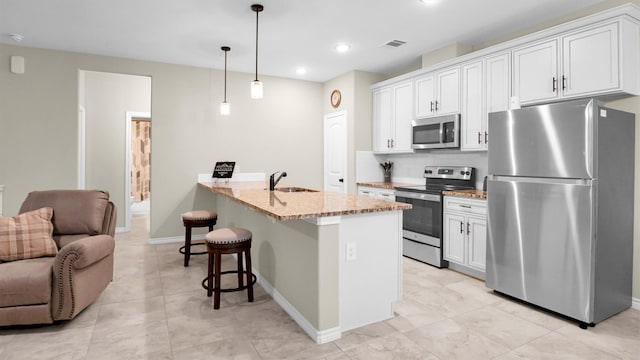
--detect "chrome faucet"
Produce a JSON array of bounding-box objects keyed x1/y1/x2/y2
[{"x1": 269, "y1": 171, "x2": 287, "y2": 191}]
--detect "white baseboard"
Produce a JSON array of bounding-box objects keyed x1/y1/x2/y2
[
  {"x1": 255, "y1": 270, "x2": 342, "y2": 344},
  {"x1": 632, "y1": 297, "x2": 640, "y2": 310},
  {"x1": 148, "y1": 234, "x2": 205, "y2": 245}
]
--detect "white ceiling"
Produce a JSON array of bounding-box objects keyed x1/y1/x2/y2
[{"x1": 0, "y1": 0, "x2": 609, "y2": 82}]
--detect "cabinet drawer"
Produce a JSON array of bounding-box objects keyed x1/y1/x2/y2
[{"x1": 444, "y1": 196, "x2": 486, "y2": 215}]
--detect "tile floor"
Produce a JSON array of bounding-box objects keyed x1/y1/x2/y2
[{"x1": 1, "y1": 214, "x2": 639, "y2": 359}]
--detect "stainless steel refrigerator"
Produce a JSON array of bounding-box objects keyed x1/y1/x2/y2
[{"x1": 486, "y1": 98, "x2": 634, "y2": 327}]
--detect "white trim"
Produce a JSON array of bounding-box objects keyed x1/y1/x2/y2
[
  {"x1": 256, "y1": 270, "x2": 342, "y2": 344},
  {"x1": 304, "y1": 216, "x2": 341, "y2": 225},
  {"x1": 148, "y1": 234, "x2": 205, "y2": 245},
  {"x1": 77, "y1": 106, "x2": 86, "y2": 189},
  {"x1": 125, "y1": 111, "x2": 151, "y2": 233},
  {"x1": 632, "y1": 297, "x2": 640, "y2": 310}
]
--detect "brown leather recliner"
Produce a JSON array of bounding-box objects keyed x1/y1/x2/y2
[{"x1": 0, "y1": 190, "x2": 116, "y2": 326}]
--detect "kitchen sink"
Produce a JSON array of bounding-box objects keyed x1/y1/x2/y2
[{"x1": 275, "y1": 187, "x2": 319, "y2": 193}]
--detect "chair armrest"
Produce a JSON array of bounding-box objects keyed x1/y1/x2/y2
[{"x1": 54, "y1": 234, "x2": 115, "y2": 270}]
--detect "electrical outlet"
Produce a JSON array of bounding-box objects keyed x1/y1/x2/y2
[{"x1": 346, "y1": 242, "x2": 356, "y2": 261}]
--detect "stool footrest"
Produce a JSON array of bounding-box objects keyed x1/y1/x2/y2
[
  {"x1": 201, "y1": 270, "x2": 257, "y2": 293},
  {"x1": 179, "y1": 243, "x2": 207, "y2": 256}
]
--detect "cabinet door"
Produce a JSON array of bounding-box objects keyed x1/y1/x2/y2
[
  {"x1": 443, "y1": 213, "x2": 466, "y2": 264},
  {"x1": 392, "y1": 81, "x2": 414, "y2": 152},
  {"x1": 415, "y1": 75, "x2": 435, "y2": 118},
  {"x1": 372, "y1": 88, "x2": 392, "y2": 152},
  {"x1": 513, "y1": 39, "x2": 559, "y2": 104},
  {"x1": 436, "y1": 67, "x2": 460, "y2": 115},
  {"x1": 485, "y1": 52, "x2": 510, "y2": 115},
  {"x1": 562, "y1": 22, "x2": 619, "y2": 97},
  {"x1": 460, "y1": 61, "x2": 485, "y2": 151},
  {"x1": 467, "y1": 215, "x2": 486, "y2": 272}
]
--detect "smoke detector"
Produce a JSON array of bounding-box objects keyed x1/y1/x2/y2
[{"x1": 10, "y1": 33, "x2": 24, "y2": 42}]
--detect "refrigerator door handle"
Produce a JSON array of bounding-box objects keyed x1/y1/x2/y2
[{"x1": 488, "y1": 175, "x2": 593, "y2": 186}]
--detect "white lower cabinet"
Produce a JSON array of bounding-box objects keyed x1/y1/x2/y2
[
  {"x1": 443, "y1": 196, "x2": 486, "y2": 279},
  {"x1": 357, "y1": 186, "x2": 395, "y2": 201}
]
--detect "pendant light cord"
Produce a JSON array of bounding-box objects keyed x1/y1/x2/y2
[
  {"x1": 224, "y1": 49, "x2": 228, "y2": 102},
  {"x1": 254, "y1": 7, "x2": 259, "y2": 82}
]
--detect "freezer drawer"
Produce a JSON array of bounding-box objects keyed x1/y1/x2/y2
[{"x1": 486, "y1": 177, "x2": 596, "y2": 323}]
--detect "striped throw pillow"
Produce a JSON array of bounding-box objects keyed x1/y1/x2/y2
[{"x1": 0, "y1": 207, "x2": 57, "y2": 262}]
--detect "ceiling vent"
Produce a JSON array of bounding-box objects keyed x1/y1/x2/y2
[{"x1": 383, "y1": 40, "x2": 407, "y2": 48}]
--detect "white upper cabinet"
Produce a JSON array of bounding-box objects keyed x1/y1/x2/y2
[
  {"x1": 513, "y1": 39, "x2": 559, "y2": 104},
  {"x1": 485, "y1": 52, "x2": 511, "y2": 115},
  {"x1": 415, "y1": 67, "x2": 460, "y2": 118},
  {"x1": 460, "y1": 60, "x2": 485, "y2": 151},
  {"x1": 372, "y1": 80, "x2": 414, "y2": 153},
  {"x1": 513, "y1": 19, "x2": 639, "y2": 105},
  {"x1": 562, "y1": 22, "x2": 619, "y2": 97}
]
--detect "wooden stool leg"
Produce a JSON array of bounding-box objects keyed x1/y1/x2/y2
[
  {"x1": 237, "y1": 253, "x2": 244, "y2": 288},
  {"x1": 214, "y1": 252, "x2": 222, "y2": 309},
  {"x1": 245, "y1": 248, "x2": 254, "y2": 303},
  {"x1": 184, "y1": 225, "x2": 192, "y2": 267},
  {"x1": 207, "y1": 253, "x2": 214, "y2": 297}
]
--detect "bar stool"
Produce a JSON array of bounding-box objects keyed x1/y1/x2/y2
[
  {"x1": 202, "y1": 227, "x2": 256, "y2": 309},
  {"x1": 180, "y1": 210, "x2": 218, "y2": 267}
]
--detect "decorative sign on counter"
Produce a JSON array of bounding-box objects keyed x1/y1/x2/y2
[{"x1": 212, "y1": 161, "x2": 236, "y2": 179}]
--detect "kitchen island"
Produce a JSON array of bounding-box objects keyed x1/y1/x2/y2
[{"x1": 197, "y1": 180, "x2": 410, "y2": 343}]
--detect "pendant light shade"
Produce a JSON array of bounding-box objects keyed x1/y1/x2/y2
[
  {"x1": 251, "y1": 4, "x2": 264, "y2": 99},
  {"x1": 220, "y1": 46, "x2": 231, "y2": 115}
]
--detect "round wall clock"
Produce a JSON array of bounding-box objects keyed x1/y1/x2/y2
[{"x1": 330, "y1": 89, "x2": 341, "y2": 108}]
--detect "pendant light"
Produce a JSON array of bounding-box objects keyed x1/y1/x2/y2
[
  {"x1": 220, "y1": 46, "x2": 231, "y2": 115},
  {"x1": 251, "y1": 4, "x2": 264, "y2": 99}
]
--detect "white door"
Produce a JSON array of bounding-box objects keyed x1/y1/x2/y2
[{"x1": 324, "y1": 111, "x2": 347, "y2": 193}]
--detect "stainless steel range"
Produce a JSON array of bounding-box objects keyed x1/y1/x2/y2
[{"x1": 395, "y1": 166, "x2": 475, "y2": 267}]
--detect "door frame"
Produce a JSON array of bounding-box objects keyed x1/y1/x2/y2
[
  {"x1": 125, "y1": 111, "x2": 151, "y2": 231},
  {"x1": 323, "y1": 110, "x2": 347, "y2": 193}
]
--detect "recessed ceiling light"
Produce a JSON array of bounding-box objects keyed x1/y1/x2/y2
[
  {"x1": 419, "y1": 0, "x2": 440, "y2": 5},
  {"x1": 335, "y1": 43, "x2": 351, "y2": 53},
  {"x1": 296, "y1": 67, "x2": 307, "y2": 75}
]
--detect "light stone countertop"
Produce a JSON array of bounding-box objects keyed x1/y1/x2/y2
[
  {"x1": 198, "y1": 181, "x2": 411, "y2": 221},
  {"x1": 442, "y1": 189, "x2": 487, "y2": 200}
]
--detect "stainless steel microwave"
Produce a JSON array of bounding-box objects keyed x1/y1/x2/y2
[{"x1": 411, "y1": 114, "x2": 460, "y2": 150}]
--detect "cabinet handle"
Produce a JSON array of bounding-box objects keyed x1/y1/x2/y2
[
  {"x1": 387, "y1": 139, "x2": 390, "y2": 148},
  {"x1": 467, "y1": 222, "x2": 470, "y2": 235},
  {"x1": 562, "y1": 75, "x2": 567, "y2": 90},
  {"x1": 552, "y1": 77, "x2": 557, "y2": 92},
  {"x1": 430, "y1": 101, "x2": 434, "y2": 112},
  {"x1": 459, "y1": 204, "x2": 472, "y2": 208},
  {"x1": 484, "y1": 131, "x2": 488, "y2": 144},
  {"x1": 477, "y1": 132, "x2": 481, "y2": 144},
  {"x1": 460, "y1": 221, "x2": 464, "y2": 234},
  {"x1": 435, "y1": 100, "x2": 439, "y2": 111},
  {"x1": 391, "y1": 139, "x2": 394, "y2": 148}
]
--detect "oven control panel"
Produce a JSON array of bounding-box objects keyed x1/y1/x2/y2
[{"x1": 424, "y1": 166, "x2": 474, "y2": 180}]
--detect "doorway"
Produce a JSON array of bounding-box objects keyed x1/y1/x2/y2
[
  {"x1": 127, "y1": 113, "x2": 151, "y2": 219},
  {"x1": 324, "y1": 111, "x2": 347, "y2": 193},
  {"x1": 79, "y1": 70, "x2": 152, "y2": 232}
]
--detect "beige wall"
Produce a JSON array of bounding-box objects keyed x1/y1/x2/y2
[
  {"x1": 82, "y1": 71, "x2": 151, "y2": 226},
  {"x1": 0, "y1": 44, "x2": 323, "y2": 239},
  {"x1": 323, "y1": 71, "x2": 385, "y2": 194}
]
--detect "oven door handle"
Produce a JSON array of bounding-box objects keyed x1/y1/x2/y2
[{"x1": 395, "y1": 191, "x2": 441, "y2": 202}]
